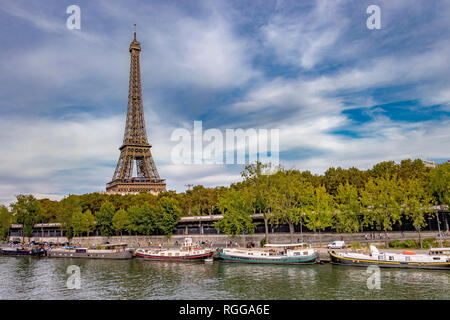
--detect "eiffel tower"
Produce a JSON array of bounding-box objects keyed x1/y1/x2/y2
[{"x1": 106, "y1": 25, "x2": 166, "y2": 194}]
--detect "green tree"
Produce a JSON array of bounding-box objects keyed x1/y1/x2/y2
[
  {"x1": 303, "y1": 185, "x2": 335, "y2": 246},
  {"x1": 204, "y1": 187, "x2": 219, "y2": 216},
  {"x1": 361, "y1": 176, "x2": 403, "y2": 244},
  {"x1": 79, "y1": 192, "x2": 108, "y2": 214},
  {"x1": 81, "y1": 209, "x2": 96, "y2": 236},
  {"x1": 323, "y1": 167, "x2": 347, "y2": 196},
  {"x1": 398, "y1": 159, "x2": 429, "y2": 182},
  {"x1": 335, "y1": 182, "x2": 362, "y2": 233},
  {"x1": 241, "y1": 162, "x2": 278, "y2": 242},
  {"x1": 369, "y1": 161, "x2": 398, "y2": 179},
  {"x1": 71, "y1": 209, "x2": 84, "y2": 237},
  {"x1": 214, "y1": 188, "x2": 255, "y2": 240},
  {"x1": 127, "y1": 204, "x2": 157, "y2": 236},
  {"x1": 156, "y1": 197, "x2": 181, "y2": 238},
  {"x1": 95, "y1": 201, "x2": 116, "y2": 236},
  {"x1": 127, "y1": 206, "x2": 142, "y2": 236},
  {"x1": 37, "y1": 198, "x2": 59, "y2": 223},
  {"x1": 402, "y1": 178, "x2": 434, "y2": 248},
  {"x1": 428, "y1": 163, "x2": 450, "y2": 206},
  {"x1": 127, "y1": 206, "x2": 141, "y2": 237},
  {"x1": 0, "y1": 205, "x2": 13, "y2": 239},
  {"x1": 10, "y1": 195, "x2": 42, "y2": 241},
  {"x1": 113, "y1": 208, "x2": 129, "y2": 239},
  {"x1": 72, "y1": 209, "x2": 95, "y2": 237},
  {"x1": 141, "y1": 204, "x2": 157, "y2": 235},
  {"x1": 58, "y1": 196, "x2": 82, "y2": 240},
  {"x1": 271, "y1": 170, "x2": 314, "y2": 242}
]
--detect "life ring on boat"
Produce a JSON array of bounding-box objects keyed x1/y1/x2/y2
[{"x1": 403, "y1": 251, "x2": 416, "y2": 255}]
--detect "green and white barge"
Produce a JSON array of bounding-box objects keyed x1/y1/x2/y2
[{"x1": 216, "y1": 243, "x2": 319, "y2": 265}]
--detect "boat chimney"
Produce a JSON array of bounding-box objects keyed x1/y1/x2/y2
[{"x1": 370, "y1": 245, "x2": 379, "y2": 255}]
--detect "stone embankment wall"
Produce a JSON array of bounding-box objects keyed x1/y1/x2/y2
[{"x1": 13, "y1": 230, "x2": 447, "y2": 248}]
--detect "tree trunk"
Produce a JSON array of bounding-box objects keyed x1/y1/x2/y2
[
  {"x1": 318, "y1": 230, "x2": 321, "y2": 247},
  {"x1": 384, "y1": 230, "x2": 388, "y2": 248},
  {"x1": 264, "y1": 217, "x2": 269, "y2": 243},
  {"x1": 418, "y1": 228, "x2": 422, "y2": 249},
  {"x1": 300, "y1": 218, "x2": 303, "y2": 243},
  {"x1": 288, "y1": 222, "x2": 294, "y2": 243},
  {"x1": 436, "y1": 214, "x2": 443, "y2": 247}
]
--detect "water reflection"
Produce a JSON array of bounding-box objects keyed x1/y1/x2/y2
[{"x1": 0, "y1": 257, "x2": 448, "y2": 300}]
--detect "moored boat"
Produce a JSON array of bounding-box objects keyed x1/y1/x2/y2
[
  {"x1": 135, "y1": 238, "x2": 214, "y2": 261},
  {"x1": 329, "y1": 245, "x2": 450, "y2": 270},
  {"x1": 216, "y1": 243, "x2": 319, "y2": 264},
  {"x1": 0, "y1": 246, "x2": 46, "y2": 257},
  {"x1": 47, "y1": 243, "x2": 132, "y2": 259},
  {"x1": 429, "y1": 247, "x2": 450, "y2": 256}
]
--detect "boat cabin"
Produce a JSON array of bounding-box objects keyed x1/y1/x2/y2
[
  {"x1": 429, "y1": 248, "x2": 450, "y2": 256},
  {"x1": 263, "y1": 243, "x2": 313, "y2": 257}
]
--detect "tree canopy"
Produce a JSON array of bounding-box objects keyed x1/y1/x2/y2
[{"x1": 1, "y1": 159, "x2": 447, "y2": 239}]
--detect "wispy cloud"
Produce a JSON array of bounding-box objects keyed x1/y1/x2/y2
[{"x1": 0, "y1": 0, "x2": 449, "y2": 205}]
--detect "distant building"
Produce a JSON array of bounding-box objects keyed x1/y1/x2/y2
[
  {"x1": 423, "y1": 160, "x2": 438, "y2": 168},
  {"x1": 106, "y1": 26, "x2": 166, "y2": 195}
]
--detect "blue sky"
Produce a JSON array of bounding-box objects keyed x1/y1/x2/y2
[{"x1": 0, "y1": 0, "x2": 449, "y2": 205}]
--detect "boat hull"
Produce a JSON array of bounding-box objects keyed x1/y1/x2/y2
[
  {"x1": 216, "y1": 251, "x2": 319, "y2": 264},
  {"x1": 0, "y1": 249, "x2": 46, "y2": 257},
  {"x1": 329, "y1": 252, "x2": 450, "y2": 270},
  {"x1": 135, "y1": 251, "x2": 214, "y2": 261},
  {"x1": 47, "y1": 250, "x2": 132, "y2": 259}
]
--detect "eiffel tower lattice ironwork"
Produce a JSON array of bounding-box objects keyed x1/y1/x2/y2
[{"x1": 106, "y1": 25, "x2": 166, "y2": 194}]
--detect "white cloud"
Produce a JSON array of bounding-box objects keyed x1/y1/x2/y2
[
  {"x1": 262, "y1": 0, "x2": 349, "y2": 69},
  {"x1": 0, "y1": 0, "x2": 449, "y2": 206},
  {"x1": 281, "y1": 117, "x2": 450, "y2": 175}
]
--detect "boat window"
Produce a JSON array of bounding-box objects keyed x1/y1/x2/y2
[
  {"x1": 433, "y1": 257, "x2": 440, "y2": 260},
  {"x1": 405, "y1": 256, "x2": 410, "y2": 262},
  {"x1": 389, "y1": 256, "x2": 394, "y2": 261},
  {"x1": 378, "y1": 255, "x2": 384, "y2": 260}
]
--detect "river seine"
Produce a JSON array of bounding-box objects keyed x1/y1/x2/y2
[{"x1": 0, "y1": 256, "x2": 448, "y2": 300}]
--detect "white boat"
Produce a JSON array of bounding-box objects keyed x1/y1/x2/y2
[
  {"x1": 135, "y1": 238, "x2": 214, "y2": 261},
  {"x1": 216, "y1": 243, "x2": 319, "y2": 264},
  {"x1": 47, "y1": 243, "x2": 132, "y2": 259},
  {"x1": 329, "y1": 245, "x2": 450, "y2": 270},
  {"x1": 429, "y1": 247, "x2": 450, "y2": 256}
]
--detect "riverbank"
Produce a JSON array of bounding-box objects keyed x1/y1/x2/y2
[
  {"x1": 1, "y1": 255, "x2": 448, "y2": 300},
  {"x1": 8, "y1": 230, "x2": 448, "y2": 248}
]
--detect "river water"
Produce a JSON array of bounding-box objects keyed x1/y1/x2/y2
[{"x1": 0, "y1": 256, "x2": 448, "y2": 300}]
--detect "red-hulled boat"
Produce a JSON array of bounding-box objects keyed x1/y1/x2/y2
[{"x1": 134, "y1": 238, "x2": 214, "y2": 261}]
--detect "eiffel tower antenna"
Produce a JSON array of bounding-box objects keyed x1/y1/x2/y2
[{"x1": 106, "y1": 26, "x2": 166, "y2": 194}]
